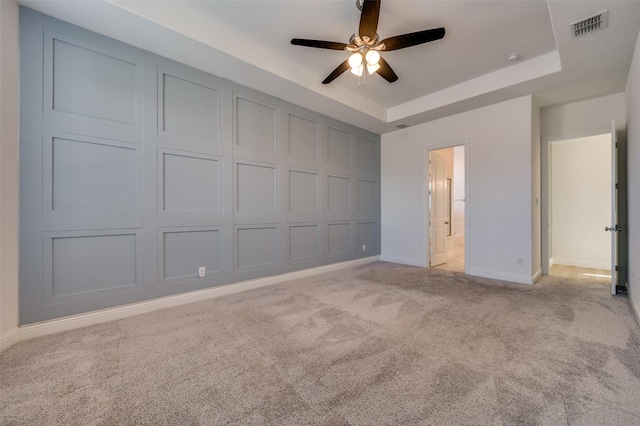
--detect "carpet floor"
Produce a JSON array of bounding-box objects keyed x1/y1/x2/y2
[{"x1": 2, "y1": 262, "x2": 640, "y2": 425}]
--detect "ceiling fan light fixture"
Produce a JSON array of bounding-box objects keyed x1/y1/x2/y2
[
  {"x1": 291, "y1": 0, "x2": 445, "y2": 84},
  {"x1": 348, "y1": 52, "x2": 363, "y2": 68},
  {"x1": 365, "y1": 49, "x2": 380, "y2": 65}
]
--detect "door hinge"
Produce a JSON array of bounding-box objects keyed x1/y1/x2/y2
[
  {"x1": 615, "y1": 183, "x2": 619, "y2": 189},
  {"x1": 615, "y1": 265, "x2": 619, "y2": 272}
]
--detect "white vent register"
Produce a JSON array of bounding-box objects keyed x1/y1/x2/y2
[{"x1": 571, "y1": 10, "x2": 608, "y2": 38}]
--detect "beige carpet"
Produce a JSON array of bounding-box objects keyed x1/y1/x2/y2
[{"x1": 2, "y1": 262, "x2": 640, "y2": 425}]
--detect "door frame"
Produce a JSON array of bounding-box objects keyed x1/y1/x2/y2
[
  {"x1": 540, "y1": 127, "x2": 613, "y2": 276},
  {"x1": 425, "y1": 139, "x2": 470, "y2": 272}
]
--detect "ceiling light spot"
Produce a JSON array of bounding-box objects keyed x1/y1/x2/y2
[{"x1": 507, "y1": 53, "x2": 520, "y2": 63}]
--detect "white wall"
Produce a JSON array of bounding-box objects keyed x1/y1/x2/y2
[
  {"x1": 541, "y1": 93, "x2": 626, "y2": 140},
  {"x1": 626, "y1": 28, "x2": 640, "y2": 321},
  {"x1": 0, "y1": 0, "x2": 20, "y2": 351},
  {"x1": 381, "y1": 96, "x2": 537, "y2": 284},
  {"x1": 550, "y1": 135, "x2": 611, "y2": 269}
]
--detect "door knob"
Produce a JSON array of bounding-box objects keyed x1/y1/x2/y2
[{"x1": 605, "y1": 225, "x2": 623, "y2": 232}]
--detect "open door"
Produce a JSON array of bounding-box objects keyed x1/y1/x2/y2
[
  {"x1": 430, "y1": 151, "x2": 448, "y2": 266},
  {"x1": 608, "y1": 120, "x2": 619, "y2": 295}
]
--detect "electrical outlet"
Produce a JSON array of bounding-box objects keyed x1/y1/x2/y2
[
  {"x1": 516, "y1": 257, "x2": 524, "y2": 266},
  {"x1": 362, "y1": 244, "x2": 366, "y2": 251},
  {"x1": 198, "y1": 267, "x2": 206, "y2": 278}
]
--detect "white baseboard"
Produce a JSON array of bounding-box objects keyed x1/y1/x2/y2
[
  {"x1": 551, "y1": 257, "x2": 609, "y2": 270},
  {"x1": 532, "y1": 268, "x2": 542, "y2": 283},
  {"x1": 379, "y1": 255, "x2": 426, "y2": 268},
  {"x1": 630, "y1": 295, "x2": 640, "y2": 329},
  {"x1": 468, "y1": 267, "x2": 535, "y2": 285},
  {"x1": 0, "y1": 327, "x2": 20, "y2": 351},
  {"x1": 16, "y1": 256, "x2": 380, "y2": 344}
]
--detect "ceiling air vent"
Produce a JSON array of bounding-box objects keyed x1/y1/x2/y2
[
  {"x1": 396, "y1": 123, "x2": 409, "y2": 129},
  {"x1": 571, "y1": 10, "x2": 608, "y2": 38}
]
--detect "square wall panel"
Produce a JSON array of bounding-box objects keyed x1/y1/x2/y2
[
  {"x1": 162, "y1": 73, "x2": 219, "y2": 141},
  {"x1": 52, "y1": 137, "x2": 137, "y2": 212},
  {"x1": 289, "y1": 225, "x2": 319, "y2": 261},
  {"x1": 357, "y1": 179, "x2": 376, "y2": 214},
  {"x1": 328, "y1": 175, "x2": 351, "y2": 213},
  {"x1": 328, "y1": 223, "x2": 351, "y2": 255},
  {"x1": 327, "y1": 127, "x2": 350, "y2": 167},
  {"x1": 288, "y1": 114, "x2": 318, "y2": 160},
  {"x1": 289, "y1": 170, "x2": 319, "y2": 213},
  {"x1": 163, "y1": 153, "x2": 219, "y2": 212},
  {"x1": 236, "y1": 97, "x2": 277, "y2": 153},
  {"x1": 163, "y1": 230, "x2": 219, "y2": 280},
  {"x1": 357, "y1": 136, "x2": 376, "y2": 171},
  {"x1": 236, "y1": 227, "x2": 277, "y2": 269},
  {"x1": 51, "y1": 233, "x2": 137, "y2": 297},
  {"x1": 236, "y1": 163, "x2": 277, "y2": 212},
  {"x1": 52, "y1": 39, "x2": 136, "y2": 125}
]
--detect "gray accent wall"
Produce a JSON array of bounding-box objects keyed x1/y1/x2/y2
[{"x1": 19, "y1": 9, "x2": 380, "y2": 324}]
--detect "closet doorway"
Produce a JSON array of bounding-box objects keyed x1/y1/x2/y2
[{"x1": 547, "y1": 133, "x2": 612, "y2": 284}]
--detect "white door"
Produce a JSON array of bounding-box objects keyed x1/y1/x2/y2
[
  {"x1": 609, "y1": 121, "x2": 619, "y2": 295},
  {"x1": 430, "y1": 151, "x2": 448, "y2": 266}
]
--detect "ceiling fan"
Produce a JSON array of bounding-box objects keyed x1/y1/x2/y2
[{"x1": 291, "y1": 0, "x2": 445, "y2": 84}]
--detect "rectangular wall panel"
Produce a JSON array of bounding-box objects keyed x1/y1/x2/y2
[
  {"x1": 289, "y1": 225, "x2": 319, "y2": 261},
  {"x1": 289, "y1": 170, "x2": 319, "y2": 213},
  {"x1": 357, "y1": 179, "x2": 376, "y2": 215},
  {"x1": 50, "y1": 136, "x2": 137, "y2": 212},
  {"x1": 162, "y1": 229, "x2": 220, "y2": 280},
  {"x1": 357, "y1": 136, "x2": 376, "y2": 171},
  {"x1": 328, "y1": 175, "x2": 351, "y2": 214},
  {"x1": 49, "y1": 233, "x2": 137, "y2": 298},
  {"x1": 327, "y1": 126, "x2": 351, "y2": 167},
  {"x1": 52, "y1": 39, "x2": 136, "y2": 125},
  {"x1": 235, "y1": 96, "x2": 277, "y2": 153},
  {"x1": 161, "y1": 73, "x2": 219, "y2": 141},
  {"x1": 288, "y1": 113, "x2": 319, "y2": 161},
  {"x1": 161, "y1": 152, "x2": 220, "y2": 212},
  {"x1": 236, "y1": 227, "x2": 278, "y2": 269},
  {"x1": 236, "y1": 162, "x2": 277, "y2": 213},
  {"x1": 328, "y1": 223, "x2": 351, "y2": 255},
  {"x1": 358, "y1": 222, "x2": 376, "y2": 252}
]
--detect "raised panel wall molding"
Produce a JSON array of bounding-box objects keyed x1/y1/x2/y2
[{"x1": 19, "y1": 8, "x2": 379, "y2": 324}]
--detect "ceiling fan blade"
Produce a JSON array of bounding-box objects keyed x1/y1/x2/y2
[
  {"x1": 291, "y1": 38, "x2": 348, "y2": 50},
  {"x1": 381, "y1": 28, "x2": 445, "y2": 51},
  {"x1": 322, "y1": 59, "x2": 350, "y2": 84},
  {"x1": 359, "y1": 0, "x2": 381, "y2": 41},
  {"x1": 376, "y1": 56, "x2": 398, "y2": 83}
]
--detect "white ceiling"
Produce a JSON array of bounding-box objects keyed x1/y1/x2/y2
[{"x1": 20, "y1": 0, "x2": 640, "y2": 134}]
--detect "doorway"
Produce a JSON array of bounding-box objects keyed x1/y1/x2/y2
[
  {"x1": 429, "y1": 145, "x2": 466, "y2": 272},
  {"x1": 547, "y1": 133, "x2": 612, "y2": 283}
]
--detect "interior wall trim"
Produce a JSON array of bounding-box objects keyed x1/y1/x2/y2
[
  {"x1": 467, "y1": 267, "x2": 535, "y2": 285},
  {"x1": 15, "y1": 256, "x2": 380, "y2": 344},
  {"x1": 0, "y1": 328, "x2": 20, "y2": 352},
  {"x1": 631, "y1": 295, "x2": 640, "y2": 329},
  {"x1": 378, "y1": 255, "x2": 426, "y2": 268},
  {"x1": 533, "y1": 268, "x2": 542, "y2": 284}
]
